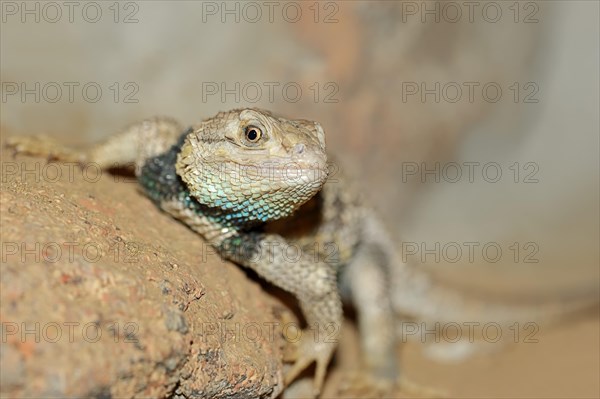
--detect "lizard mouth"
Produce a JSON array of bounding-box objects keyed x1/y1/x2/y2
[
  {"x1": 197, "y1": 162, "x2": 328, "y2": 191},
  {"x1": 193, "y1": 155, "x2": 329, "y2": 185}
]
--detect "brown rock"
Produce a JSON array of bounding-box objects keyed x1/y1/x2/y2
[{"x1": 0, "y1": 146, "x2": 285, "y2": 398}]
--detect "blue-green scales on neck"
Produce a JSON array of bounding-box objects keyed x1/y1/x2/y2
[{"x1": 138, "y1": 128, "x2": 264, "y2": 231}]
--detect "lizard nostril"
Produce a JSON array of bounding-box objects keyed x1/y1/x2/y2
[{"x1": 293, "y1": 143, "x2": 305, "y2": 154}]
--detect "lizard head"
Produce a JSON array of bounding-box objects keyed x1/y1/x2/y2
[{"x1": 176, "y1": 108, "x2": 328, "y2": 223}]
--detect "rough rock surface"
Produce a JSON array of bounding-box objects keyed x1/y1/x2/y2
[{"x1": 0, "y1": 145, "x2": 286, "y2": 398}]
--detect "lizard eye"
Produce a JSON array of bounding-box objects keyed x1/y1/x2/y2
[{"x1": 244, "y1": 125, "x2": 263, "y2": 144}]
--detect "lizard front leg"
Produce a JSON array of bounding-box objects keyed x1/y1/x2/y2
[
  {"x1": 220, "y1": 233, "x2": 343, "y2": 397},
  {"x1": 5, "y1": 117, "x2": 183, "y2": 175}
]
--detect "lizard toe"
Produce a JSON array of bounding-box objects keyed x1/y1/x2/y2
[{"x1": 284, "y1": 332, "x2": 337, "y2": 397}]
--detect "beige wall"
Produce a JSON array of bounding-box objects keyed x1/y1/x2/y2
[{"x1": 2, "y1": 1, "x2": 598, "y2": 291}]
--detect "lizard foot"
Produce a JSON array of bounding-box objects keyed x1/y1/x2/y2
[
  {"x1": 5, "y1": 135, "x2": 86, "y2": 164},
  {"x1": 338, "y1": 373, "x2": 446, "y2": 398},
  {"x1": 283, "y1": 331, "x2": 337, "y2": 398},
  {"x1": 396, "y1": 376, "x2": 446, "y2": 398},
  {"x1": 337, "y1": 371, "x2": 394, "y2": 398}
]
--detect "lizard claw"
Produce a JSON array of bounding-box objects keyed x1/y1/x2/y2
[
  {"x1": 284, "y1": 330, "x2": 337, "y2": 398},
  {"x1": 338, "y1": 371, "x2": 395, "y2": 398},
  {"x1": 338, "y1": 372, "x2": 446, "y2": 398},
  {"x1": 397, "y1": 376, "x2": 447, "y2": 398},
  {"x1": 4, "y1": 135, "x2": 86, "y2": 164}
]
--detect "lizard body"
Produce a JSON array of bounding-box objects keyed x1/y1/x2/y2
[{"x1": 138, "y1": 110, "x2": 395, "y2": 394}]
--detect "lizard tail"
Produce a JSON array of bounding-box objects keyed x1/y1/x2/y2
[
  {"x1": 389, "y1": 261, "x2": 598, "y2": 325},
  {"x1": 362, "y1": 215, "x2": 598, "y2": 325}
]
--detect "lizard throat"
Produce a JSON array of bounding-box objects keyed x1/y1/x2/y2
[{"x1": 176, "y1": 159, "x2": 326, "y2": 223}]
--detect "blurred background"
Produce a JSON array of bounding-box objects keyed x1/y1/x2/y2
[
  {"x1": 2, "y1": 1, "x2": 598, "y2": 397},
  {"x1": 3, "y1": 0, "x2": 597, "y2": 292}
]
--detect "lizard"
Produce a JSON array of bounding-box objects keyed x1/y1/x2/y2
[
  {"x1": 5, "y1": 108, "x2": 402, "y2": 397},
  {"x1": 5, "y1": 108, "x2": 596, "y2": 398}
]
